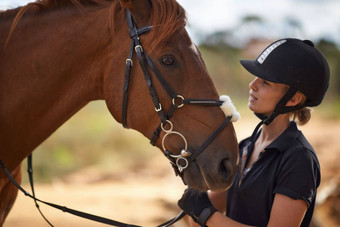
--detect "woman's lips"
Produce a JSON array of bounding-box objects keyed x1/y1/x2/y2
[{"x1": 249, "y1": 92, "x2": 257, "y2": 102}]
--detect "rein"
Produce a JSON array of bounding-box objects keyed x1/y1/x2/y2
[
  {"x1": 0, "y1": 158, "x2": 184, "y2": 227},
  {"x1": 0, "y1": 9, "x2": 234, "y2": 227}
]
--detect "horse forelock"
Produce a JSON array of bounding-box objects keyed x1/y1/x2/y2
[
  {"x1": 147, "y1": 0, "x2": 187, "y2": 52},
  {"x1": 110, "y1": 0, "x2": 187, "y2": 52},
  {"x1": 145, "y1": 0, "x2": 186, "y2": 51}
]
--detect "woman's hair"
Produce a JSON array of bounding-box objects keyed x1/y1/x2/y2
[
  {"x1": 290, "y1": 91, "x2": 312, "y2": 125},
  {"x1": 291, "y1": 107, "x2": 312, "y2": 125}
]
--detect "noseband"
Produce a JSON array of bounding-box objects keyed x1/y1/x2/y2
[{"x1": 122, "y1": 10, "x2": 233, "y2": 178}]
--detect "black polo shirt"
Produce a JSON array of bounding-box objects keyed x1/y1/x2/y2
[{"x1": 226, "y1": 122, "x2": 320, "y2": 227}]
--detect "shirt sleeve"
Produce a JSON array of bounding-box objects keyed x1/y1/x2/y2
[{"x1": 273, "y1": 147, "x2": 320, "y2": 207}]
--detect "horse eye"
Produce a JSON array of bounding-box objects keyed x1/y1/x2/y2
[{"x1": 161, "y1": 56, "x2": 175, "y2": 66}]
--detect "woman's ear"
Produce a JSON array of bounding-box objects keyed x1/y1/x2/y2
[{"x1": 286, "y1": 92, "x2": 303, "y2": 107}]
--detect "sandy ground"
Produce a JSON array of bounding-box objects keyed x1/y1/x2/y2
[
  {"x1": 4, "y1": 155, "x2": 188, "y2": 227},
  {"x1": 4, "y1": 116, "x2": 340, "y2": 227}
]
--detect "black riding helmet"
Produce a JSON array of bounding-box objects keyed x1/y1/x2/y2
[{"x1": 240, "y1": 38, "x2": 330, "y2": 125}]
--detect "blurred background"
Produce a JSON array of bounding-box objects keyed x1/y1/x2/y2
[{"x1": 1, "y1": 0, "x2": 340, "y2": 226}]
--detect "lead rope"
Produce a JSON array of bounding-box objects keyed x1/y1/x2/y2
[{"x1": 0, "y1": 158, "x2": 185, "y2": 227}]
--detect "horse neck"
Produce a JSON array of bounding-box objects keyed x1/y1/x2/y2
[{"x1": 0, "y1": 5, "x2": 125, "y2": 168}]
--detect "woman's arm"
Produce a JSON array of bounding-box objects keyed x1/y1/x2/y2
[
  {"x1": 207, "y1": 193, "x2": 307, "y2": 227},
  {"x1": 206, "y1": 212, "x2": 253, "y2": 227},
  {"x1": 267, "y1": 193, "x2": 307, "y2": 227},
  {"x1": 184, "y1": 191, "x2": 307, "y2": 227},
  {"x1": 209, "y1": 190, "x2": 227, "y2": 214}
]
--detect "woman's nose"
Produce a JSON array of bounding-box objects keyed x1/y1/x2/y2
[{"x1": 249, "y1": 78, "x2": 258, "y2": 91}]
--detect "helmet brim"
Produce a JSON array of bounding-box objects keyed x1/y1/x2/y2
[{"x1": 240, "y1": 60, "x2": 282, "y2": 84}]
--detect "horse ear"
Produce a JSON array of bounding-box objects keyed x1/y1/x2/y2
[{"x1": 120, "y1": 0, "x2": 152, "y2": 25}]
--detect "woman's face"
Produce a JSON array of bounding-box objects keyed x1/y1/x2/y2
[{"x1": 248, "y1": 77, "x2": 288, "y2": 116}]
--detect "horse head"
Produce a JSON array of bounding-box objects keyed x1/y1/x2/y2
[{"x1": 104, "y1": 0, "x2": 239, "y2": 191}]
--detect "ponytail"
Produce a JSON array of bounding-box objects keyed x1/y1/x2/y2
[
  {"x1": 291, "y1": 107, "x2": 312, "y2": 125},
  {"x1": 290, "y1": 91, "x2": 312, "y2": 125}
]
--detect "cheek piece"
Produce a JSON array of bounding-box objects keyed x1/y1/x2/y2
[{"x1": 252, "y1": 86, "x2": 301, "y2": 144}]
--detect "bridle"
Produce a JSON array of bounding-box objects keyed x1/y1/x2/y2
[
  {"x1": 0, "y1": 9, "x2": 234, "y2": 227},
  {"x1": 122, "y1": 10, "x2": 233, "y2": 177}
]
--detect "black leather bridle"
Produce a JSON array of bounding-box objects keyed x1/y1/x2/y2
[
  {"x1": 0, "y1": 9, "x2": 234, "y2": 227},
  {"x1": 123, "y1": 10, "x2": 233, "y2": 177}
]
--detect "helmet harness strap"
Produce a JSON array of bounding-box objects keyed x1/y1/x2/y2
[{"x1": 251, "y1": 86, "x2": 305, "y2": 142}]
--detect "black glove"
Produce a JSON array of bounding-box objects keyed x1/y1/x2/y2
[{"x1": 178, "y1": 188, "x2": 217, "y2": 227}]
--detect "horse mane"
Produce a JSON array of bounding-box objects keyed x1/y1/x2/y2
[
  {"x1": 0, "y1": 0, "x2": 111, "y2": 19},
  {"x1": 2, "y1": 0, "x2": 112, "y2": 45},
  {"x1": 2, "y1": 0, "x2": 187, "y2": 51}
]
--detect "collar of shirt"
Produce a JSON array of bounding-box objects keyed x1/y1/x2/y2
[{"x1": 264, "y1": 121, "x2": 301, "y2": 153}]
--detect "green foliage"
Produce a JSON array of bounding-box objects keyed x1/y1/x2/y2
[
  {"x1": 199, "y1": 43, "x2": 251, "y2": 102},
  {"x1": 317, "y1": 39, "x2": 340, "y2": 101}
]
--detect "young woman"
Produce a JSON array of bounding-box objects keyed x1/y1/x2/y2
[{"x1": 178, "y1": 38, "x2": 330, "y2": 227}]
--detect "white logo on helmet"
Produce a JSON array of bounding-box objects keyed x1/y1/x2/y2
[{"x1": 257, "y1": 40, "x2": 287, "y2": 64}]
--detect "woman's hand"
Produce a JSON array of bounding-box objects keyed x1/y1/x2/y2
[{"x1": 178, "y1": 188, "x2": 217, "y2": 226}]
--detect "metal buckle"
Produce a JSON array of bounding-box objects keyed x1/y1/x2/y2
[
  {"x1": 126, "y1": 59, "x2": 133, "y2": 66},
  {"x1": 155, "y1": 103, "x2": 162, "y2": 112},
  {"x1": 135, "y1": 45, "x2": 143, "y2": 53}
]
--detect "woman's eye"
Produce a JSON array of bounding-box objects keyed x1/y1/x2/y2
[{"x1": 161, "y1": 56, "x2": 175, "y2": 66}]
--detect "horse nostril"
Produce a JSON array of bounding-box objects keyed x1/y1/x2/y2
[
  {"x1": 219, "y1": 158, "x2": 234, "y2": 183},
  {"x1": 220, "y1": 158, "x2": 229, "y2": 172}
]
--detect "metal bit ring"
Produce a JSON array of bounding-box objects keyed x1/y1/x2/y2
[
  {"x1": 161, "y1": 130, "x2": 188, "y2": 152},
  {"x1": 161, "y1": 120, "x2": 173, "y2": 133},
  {"x1": 172, "y1": 95, "x2": 185, "y2": 108}
]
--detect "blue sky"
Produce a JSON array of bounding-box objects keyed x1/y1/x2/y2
[{"x1": 1, "y1": 0, "x2": 340, "y2": 46}]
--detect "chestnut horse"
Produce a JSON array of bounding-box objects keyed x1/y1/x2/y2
[{"x1": 0, "y1": 0, "x2": 239, "y2": 224}]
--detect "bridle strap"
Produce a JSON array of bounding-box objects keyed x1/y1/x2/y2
[
  {"x1": 145, "y1": 56, "x2": 177, "y2": 99},
  {"x1": 135, "y1": 46, "x2": 168, "y2": 123},
  {"x1": 122, "y1": 10, "x2": 169, "y2": 127},
  {"x1": 122, "y1": 40, "x2": 135, "y2": 127},
  {"x1": 188, "y1": 116, "x2": 232, "y2": 162},
  {"x1": 183, "y1": 99, "x2": 224, "y2": 106}
]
